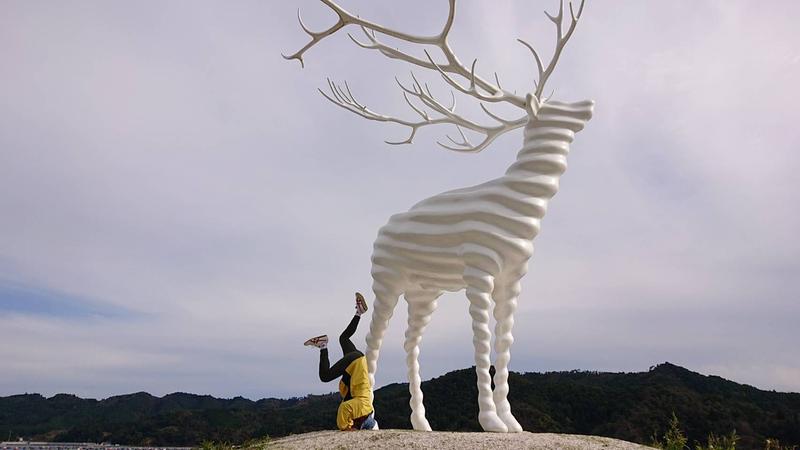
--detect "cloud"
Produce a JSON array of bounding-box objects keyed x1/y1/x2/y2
[
  {"x1": 1, "y1": 0, "x2": 798, "y2": 399},
  {"x1": 0, "y1": 281, "x2": 135, "y2": 318}
]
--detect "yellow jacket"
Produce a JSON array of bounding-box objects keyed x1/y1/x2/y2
[{"x1": 336, "y1": 355, "x2": 374, "y2": 430}]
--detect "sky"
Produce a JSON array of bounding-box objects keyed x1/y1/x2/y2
[{"x1": 1, "y1": 0, "x2": 798, "y2": 400}]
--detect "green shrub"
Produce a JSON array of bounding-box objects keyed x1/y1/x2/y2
[
  {"x1": 652, "y1": 413, "x2": 688, "y2": 450},
  {"x1": 764, "y1": 439, "x2": 798, "y2": 450},
  {"x1": 695, "y1": 431, "x2": 738, "y2": 450},
  {"x1": 198, "y1": 441, "x2": 234, "y2": 450},
  {"x1": 241, "y1": 436, "x2": 272, "y2": 449}
]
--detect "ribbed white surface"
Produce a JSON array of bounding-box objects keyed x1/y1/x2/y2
[{"x1": 365, "y1": 99, "x2": 594, "y2": 432}]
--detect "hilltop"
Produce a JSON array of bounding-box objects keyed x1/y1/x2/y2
[{"x1": 266, "y1": 430, "x2": 651, "y2": 450}]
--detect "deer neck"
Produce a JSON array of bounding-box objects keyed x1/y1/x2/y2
[{"x1": 502, "y1": 100, "x2": 594, "y2": 200}]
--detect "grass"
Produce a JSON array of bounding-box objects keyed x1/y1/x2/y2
[
  {"x1": 650, "y1": 413, "x2": 796, "y2": 450},
  {"x1": 198, "y1": 436, "x2": 271, "y2": 450}
]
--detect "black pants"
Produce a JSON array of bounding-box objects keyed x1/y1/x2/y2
[
  {"x1": 319, "y1": 315, "x2": 363, "y2": 383},
  {"x1": 339, "y1": 314, "x2": 359, "y2": 354}
]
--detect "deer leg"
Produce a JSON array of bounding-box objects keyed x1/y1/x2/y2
[
  {"x1": 464, "y1": 267, "x2": 507, "y2": 432},
  {"x1": 365, "y1": 281, "x2": 401, "y2": 391},
  {"x1": 404, "y1": 289, "x2": 439, "y2": 431},
  {"x1": 492, "y1": 279, "x2": 523, "y2": 432}
]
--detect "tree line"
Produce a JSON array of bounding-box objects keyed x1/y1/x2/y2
[{"x1": 1, "y1": 363, "x2": 797, "y2": 449}]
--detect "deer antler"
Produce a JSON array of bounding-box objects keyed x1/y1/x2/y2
[
  {"x1": 285, "y1": 0, "x2": 587, "y2": 153},
  {"x1": 283, "y1": 0, "x2": 526, "y2": 110},
  {"x1": 517, "y1": 0, "x2": 586, "y2": 98},
  {"x1": 320, "y1": 76, "x2": 526, "y2": 153}
]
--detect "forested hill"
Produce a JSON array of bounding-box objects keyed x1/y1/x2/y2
[{"x1": 2, "y1": 363, "x2": 798, "y2": 449}]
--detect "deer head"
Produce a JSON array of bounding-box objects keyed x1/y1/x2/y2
[{"x1": 283, "y1": 0, "x2": 586, "y2": 153}]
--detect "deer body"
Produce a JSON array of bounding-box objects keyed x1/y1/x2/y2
[
  {"x1": 285, "y1": 0, "x2": 591, "y2": 433},
  {"x1": 365, "y1": 99, "x2": 593, "y2": 431}
]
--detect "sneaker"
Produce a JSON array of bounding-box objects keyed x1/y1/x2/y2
[
  {"x1": 303, "y1": 335, "x2": 328, "y2": 348},
  {"x1": 355, "y1": 292, "x2": 368, "y2": 315}
]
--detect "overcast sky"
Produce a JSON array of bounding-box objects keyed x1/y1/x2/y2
[{"x1": 1, "y1": 0, "x2": 798, "y2": 400}]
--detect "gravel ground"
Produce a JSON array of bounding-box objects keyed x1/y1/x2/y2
[{"x1": 266, "y1": 430, "x2": 653, "y2": 450}]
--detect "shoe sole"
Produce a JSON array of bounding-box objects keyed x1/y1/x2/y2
[
  {"x1": 356, "y1": 293, "x2": 368, "y2": 314},
  {"x1": 304, "y1": 335, "x2": 328, "y2": 346}
]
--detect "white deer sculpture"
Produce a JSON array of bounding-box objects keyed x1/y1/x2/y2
[{"x1": 285, "y1": 0, "x2": 593, "y2": 433}]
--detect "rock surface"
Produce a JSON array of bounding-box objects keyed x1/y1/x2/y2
[{"x1": 266, "y1": 430, "x2": 652, "y2": 450}]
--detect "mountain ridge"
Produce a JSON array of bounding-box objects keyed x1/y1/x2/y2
[{"x1": 2, "y1": 362, "x2": 798, "y2": 449}]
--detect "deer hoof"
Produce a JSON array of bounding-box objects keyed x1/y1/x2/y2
[
  {"x1": 479, "y1": 411, "x2": 509, "y2": 432},
  {"x1": 411, "y1": 413, "x2": 432, "y2": 431},
  {"x1": 499, "y1": 411, "x2": 523, "y2": 432}
]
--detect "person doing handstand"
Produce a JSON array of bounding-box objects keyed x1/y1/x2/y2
[{"x1": 304, "y1": 293, "x2": 378, "y2": 431}]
